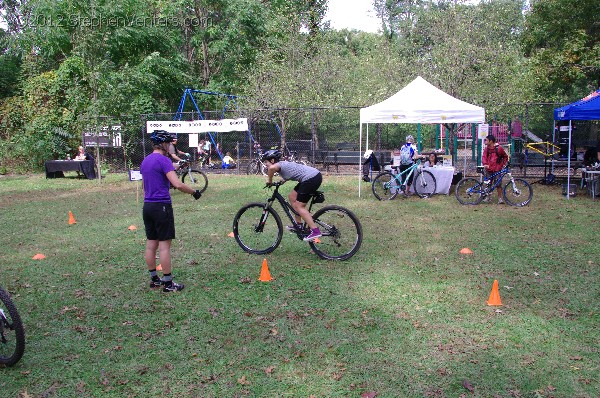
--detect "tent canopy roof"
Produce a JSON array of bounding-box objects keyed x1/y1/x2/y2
[
  {"x1": 554, "y1": 89, "x2": 600, "y2": 121},
  {"x1": 359, "y1": 76, "x2": 485, "y2": 124}
]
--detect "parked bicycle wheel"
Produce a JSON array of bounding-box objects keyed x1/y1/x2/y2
[
  {"x1": 503, "y1": 178, "x2": 533, "y2": 206},
  {"x1": 233, "y1": 203, "x2": 283, "y2": 254},
  {"x1": 182, "y1": 169, "x2": 208, "y2": 193},
  {"x1": 246, "y1": 160, "x2": 266, "y2": 175},
  {"x1": 413, "y1": 169, "x2": 437, "y2": 198},
  {"x1": 372, "y1": 172, "x2": 401, "y2": 200},
  {"x1": 309, "y1": 205, "x2": 362, "y2": 261},
  {"x1": 455, "y1": 178, "x2": 484, "y2": 205},
  {"x1": 0, "y1": 287, "x2": 25, "y2": 367}
]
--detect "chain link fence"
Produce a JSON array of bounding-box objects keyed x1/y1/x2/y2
[{"x1": 85, "y1": 104, "x2": 597, "y2": 179}]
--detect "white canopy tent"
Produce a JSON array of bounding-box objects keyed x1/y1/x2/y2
[{"x1": 358, "y1": 76, "x2": 486, "y2": 195}]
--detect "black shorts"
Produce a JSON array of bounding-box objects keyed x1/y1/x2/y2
[
  {"x1": 294, "y1": 173, "x2": 323, "y2": 203},
  {"x1": 143, "y1": 202, "x2": 175, "y2": 241}
]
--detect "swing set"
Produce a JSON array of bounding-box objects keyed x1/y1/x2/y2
[{"x1": 174, "y1": 89, "x2": 256, "y2": 162}]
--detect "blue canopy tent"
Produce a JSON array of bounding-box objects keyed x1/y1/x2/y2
[{"x1": 554, "y1": 89, "x2": 600, "y2": 198}]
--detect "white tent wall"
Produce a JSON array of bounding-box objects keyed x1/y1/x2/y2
[{"x1": 358, "y1": 76, "x2": 485, "y2": 196}]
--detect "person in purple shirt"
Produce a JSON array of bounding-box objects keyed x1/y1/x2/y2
[{"x1": 140, "y1": 131, "x2": 202, "y2": 292}]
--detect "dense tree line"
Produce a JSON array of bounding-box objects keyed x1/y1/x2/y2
[{"x1": 0, "y1": 0, "x2": 598, "y2": 172}]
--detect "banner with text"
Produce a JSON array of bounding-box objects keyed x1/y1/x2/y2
[{"x1": 146, "y1": 118, "x2": 248, "y2": 135}]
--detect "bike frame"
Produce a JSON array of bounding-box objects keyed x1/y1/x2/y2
[
  {"x1": 478, "y1": 167, "x2": 518, "y2": 194},
  {"x1": 389, "y1": 159, "x2": 422, "y2": 189},
  {"x1": 260, "y1": 183, "x2": 316, "y2": 234}
]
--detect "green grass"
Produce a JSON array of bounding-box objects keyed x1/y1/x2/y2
[{"x1": 0, "y1": 173, "x2": 598, "y2": 397}]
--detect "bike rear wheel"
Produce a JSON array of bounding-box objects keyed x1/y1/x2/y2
[
  {"x1": 0, "y1": 287, "x2": 25, "y2": 366},
  {"x1": 455, "y1": 178, "x2": 484, "y2": 205},
  {"x1": 182, "y1": 169, "x2": 208, "y2": 193},
  {"x1": 246, "y1": 161, "x2": 259, "y2": 175},
  {"x1": 413, "y1": 169, "x2": 437, "y2": 198},
  {"x1": 372, "y1": 172, "x2": 401, "y2": 200},
  {"x1": 503, "y1": 178, "x2": 533, "y2": 206},
  {"x1": 309, "y1": 205, "x2": 362, "y2": 261},
  {"x1": 233, "y1": 203, "x2": 283, "y2": 255}
]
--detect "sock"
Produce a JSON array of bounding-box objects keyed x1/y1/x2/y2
[
  {"x1": 162, "y1": 273, "x2": 173, "y2": 286},
  {"x1": 149, "y1": 269, "x2": 160, "y2": 281}
]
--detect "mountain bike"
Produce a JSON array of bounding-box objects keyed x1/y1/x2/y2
[
  {"x1": 455, "y1": 166, "x2": 533, "y2": 206},
  {"x1": 0, "y1": 286, "x2": 25, "y2": 366},
  {"x1": 371, "y1": 159, "x2": 437, "y2": 200},
  {"x1": 246, "y1": 149, "x2": 269, "y2": 176},
  {"x1": 233, "y1": 181, "x2": 362, "y2": 260},
  {"x1": 176, "y1": 156, "x2": 208, "y2": 193}
]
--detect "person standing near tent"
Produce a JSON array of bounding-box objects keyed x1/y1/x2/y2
[
  {"x1": 399, "y1": 135, "x2": 419, "y2": 195},
  {"x1": 482, "y1": 134, "x2": 509, "y2": 204},
  {"x1": 141, "y1": 131, "x2": 202, "y2": 292}
]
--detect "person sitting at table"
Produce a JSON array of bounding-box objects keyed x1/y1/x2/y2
[
  {"x1": 583, "y1": 144, "x2": 599, "y2": 169},
  {"x1": 424, "y1": 153, "x2": 438, "y2": 167},
  {"x1": 74, "y1": 146, "x2": 93, "y2": 161}
]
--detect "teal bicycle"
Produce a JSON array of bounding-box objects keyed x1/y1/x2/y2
[
  {"x1": 371, "y1": 159, "x2": 437, "y2": 200},
  {"x1": 455, "y1": 166, "x2": 533, "y2": 206}
]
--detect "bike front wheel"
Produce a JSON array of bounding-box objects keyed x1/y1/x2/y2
[
  {"x1": 233, "y1": 203, "x2": 283, "y2": 255},
  {"x1": 309, "y1": 205, "x2": 362, "y2": 261},
  {"x1": 503, "y1": 178, "x2": 533, "y2": 206},
  {"x1": 413, "y1": 169, "x2": 437, "y2": 198},
  {"x1": 372, "y1": 172, "x2": 401, "y2": 200},
  {"x1": 182, "y1": 169, "x2": 208, "y2": 193},
  {"x1": 455, "y1": 178, "x2": 484, "y2": 205},
  {"x1": 0, "y1": 287, "x2": 25, "y2": 366}
]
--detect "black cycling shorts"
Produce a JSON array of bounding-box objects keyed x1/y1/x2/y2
[
  {"x1": 143, "y1": 202, "x2": 176, "y2": 241},
  {"x1": 294, "y1": 173, "x2": 323, "y2": 203}
]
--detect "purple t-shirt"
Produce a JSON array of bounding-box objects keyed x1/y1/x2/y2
[{"x1": 140, "y1": 153, "x2": 175, "y2": 203}]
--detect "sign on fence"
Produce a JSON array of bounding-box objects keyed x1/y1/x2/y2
[
  {"x1": 83, "y1": 125, "x2": 122, "y2": 147},
  {"x1": 477, "y1": 123, "x2": 489, "y2": 140},
  {"x1": 146, "y1": 118, "x2": 249, "y2": 134}
]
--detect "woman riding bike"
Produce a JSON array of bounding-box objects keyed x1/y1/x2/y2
[{"x1": 263, "y1": 149, "x2": 323, "y2": 242}]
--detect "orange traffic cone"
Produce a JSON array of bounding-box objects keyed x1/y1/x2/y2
[
  {"x1": 128, "y1": 225, "x2": 137, "y2": 231},
  {"x1": 258, "y1": 258, "x2": 273, "y2": 282},
  {"x1": 487, "y1": 279, "x2": 503, "y2": 306},
  {"x1": 68, "y1": 211, "x2": 77, "y2": 225},
  {"x1": 460, "y1": 247, "x2": 473, "y2": 254},
  {"x1": 156, "y1": 264, "x2": 162, "y2": 271},
  {"x1": 228, "y1": 231, "x2": 235, "y2": 238},
  {"x1": 32, "y1": 253, "x2": 46, "y2": 260}
]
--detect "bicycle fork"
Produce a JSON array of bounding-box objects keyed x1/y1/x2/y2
[
  {"x1": 506, "y1": 173, "x2": 521, "y2": 195},
  {"x1": 255, "y1": 201, "x2": 274, "y2": 233}
]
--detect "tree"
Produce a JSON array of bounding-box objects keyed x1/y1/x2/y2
[{"x1": 522, "y1": 0, "x2": 600, "y2": 101}]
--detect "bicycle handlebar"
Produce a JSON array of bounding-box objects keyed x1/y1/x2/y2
[{"x1": 264, "y1": 181, "x2": 285, "y2": 189}]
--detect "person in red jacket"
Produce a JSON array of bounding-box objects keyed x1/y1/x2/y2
[{"x1": 482, "y1": 134, "x2": 509, "y2": 204}]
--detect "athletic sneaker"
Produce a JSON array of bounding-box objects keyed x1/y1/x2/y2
[
  {"x1": 498, "y1": 198, "x2": 505, "y2": 205},
  {"x1": 149, "y1": 278, "x2": 163, "y2": 289},
  {"x1": 303, "y1": 228, "x2": 322, "y2": 242},
  {"x1": 163, "y1": 281, "x2": 184, "y2": 292}
]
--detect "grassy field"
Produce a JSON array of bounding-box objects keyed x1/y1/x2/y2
[{"x1": 0, "y1": 173, "x2": 598, "y2": 397}]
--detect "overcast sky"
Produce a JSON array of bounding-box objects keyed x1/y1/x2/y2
[{"x1": 325, "y1": 0, "x2": 380, "y2": 33}]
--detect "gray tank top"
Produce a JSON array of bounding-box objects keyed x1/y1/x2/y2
[{"x1": 278, "y1": 161, "x2": 319, "y2": 182}]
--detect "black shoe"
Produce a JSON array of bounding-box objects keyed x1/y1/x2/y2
[
  {"x1": 163, "y1": 281, "x2": 184, "y2": 292},
  {"x1": 149, "y1": 278, "x2": 163, "y2": 289}
]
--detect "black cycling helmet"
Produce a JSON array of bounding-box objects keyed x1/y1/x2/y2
[
  {"x1": 261, "y1": 149, "x2": 282, "y2": 162},
  {"x1": 150, "y1": 130, "x2": 175, "y2": 144}
]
